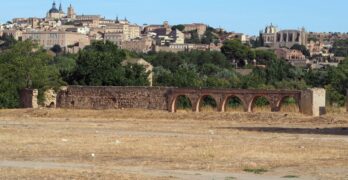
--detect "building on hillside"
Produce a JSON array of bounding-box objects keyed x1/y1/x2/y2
[
  {"x1": 143, "y1": 21, "x2": 171, "y2": 35},
  {"x1": 183, "y1": 23, "x2": 207, "y2": 37},
  {"x1": 120, "y1": 37, "x2": 154, "y2": 53},
  {"x1": 75, "y1": 15, "x2": 101, "y2": 27},
  {"x1": 154, "y1": 43, "x2": 221, "y2": 53},
  {"x1": 274, "y1": 48, "x2": 308, "y2": 67},
  {"x1": 104, "y1": 32, "x2": 127, "y2": 45},
  {"x1": 261, "y1": 24, "x2": 307, "y2": 48},
  {"x1": 2, "y1": 29, "x2": 23, "y2": 40},
  {"x1": 22, "y1": 31, "x2": 90, "y2": 53},
  {"x1": 65, "y1": 26, "x2": 90, "y2": 35},
  {"x1": 223, "y1": 33, "x2": 249, "y2": 43},
  {"x1": 67, "y1": 4, "x2": 76, "y2": 19},
  {"x1": 128, "y1": 25, "x2": 141, "y2": 39},
  {"x1": 307, "y1": 41, "x2": 324, "y2": 56},
  {"x1": 46, "y1": 1, "x2": 65, "y2": 19},
  {"x1": 168, "y1": 29, "x2": 185, "y2": 44},
  {"x1": 261, "y1": 24, "x2": 277, "y2": 47},
  {"x1": 121, "y1": 58, "x2": 153, "y2": 86}
]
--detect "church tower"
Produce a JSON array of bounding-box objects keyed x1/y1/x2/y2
[{"x1": 67, "y1": 4, "x2": 76, "y2": 19}]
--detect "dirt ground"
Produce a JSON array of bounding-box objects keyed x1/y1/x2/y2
[{"x1": 0, "y1": 108, "x2": 347, "y2": 180}]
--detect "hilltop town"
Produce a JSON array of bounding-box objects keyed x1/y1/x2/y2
[
  {"x1": 0, "y1": 1, "x2": 348, "y2": 180},
  {"x1": 1, "y1": 2, "x2": 347, "y2": 69}
]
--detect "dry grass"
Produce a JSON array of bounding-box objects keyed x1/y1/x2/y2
[{"x1": 0, "y1": 108, "x2": 347, "y2": 179}]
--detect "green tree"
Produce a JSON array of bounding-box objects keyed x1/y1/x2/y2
[
  {"x1": 171, "y1": 24, "x2": 185, "y2": 31},
  {"x1": 50, "y1": 44, "x2": 63, "y2": 56},
  {"x1": 185, "y1": 30, "x2": 200, "y2": 44},
  {"x1": 123, "y1": 64, "x2": 150, "y2": 86},
  {"x1": 172, "y1": 64, "x2": 202, "y2": 87},
  {"x1": 0, "y1": 34, "x2": 17, "y2": 50},
  {"x1": 221, "y1": 40, "x2": 254, "y2": 67},
  {"x1": 330, "y1": 39, "x2": 348, "y2": 57},
  {"x1": 0, "y1": 40, "x2": 62, "y2": 108},
  {"x1": 69, "y1": 41, "x2": 126, "y2": 86},
  {"x1": 290, "y1": 44, "x2": 310, "y2": 57}
]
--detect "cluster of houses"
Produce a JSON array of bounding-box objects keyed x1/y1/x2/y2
[
  {"x1": 0, "y1": 2, "x2": 235, "y2": 54},
  {"x1": 257, "y1": 24, "x2": 347, "y2": 69},
  {"x1": 0, "y1": 2, "x2": 346, "y2": 70}
]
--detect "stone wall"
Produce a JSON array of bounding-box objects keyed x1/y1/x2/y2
[
  {"x1": 57, "y1": 86, "x2": 172, "y2": 110},
  {"x1": 19, "y1": 86, "x2": 327, "y2": 117},
  {"x1": 44, "y1": 89, "x2": 57, "y2": 108},
  {"x1": 300, "y1": 88, "x2": 326, "y2": 116},
  {"x1": 20, "y1": 89, "x2": 38, "y2": 108}
]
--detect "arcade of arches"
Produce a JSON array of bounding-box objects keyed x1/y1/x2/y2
[{"x1": 169, "y1": 88, "x2": 302, "y2": 113}]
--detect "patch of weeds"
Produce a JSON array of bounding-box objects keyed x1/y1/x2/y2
[
  {"x1": 282, "y1": 175, "x2": 299, "y2": 178},
  {"x1": 243, "y1": 168, "x2": 268, "y2": 174},
  {"x1": 225, "y1": 177, "x2": 236, "y2": 180}
]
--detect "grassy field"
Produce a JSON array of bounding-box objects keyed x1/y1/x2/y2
[{"x1": 0, "y1": 108, "x2": 347, "y2": 179}]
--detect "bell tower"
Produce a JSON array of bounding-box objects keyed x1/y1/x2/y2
[{"x1": 67, "y1": 4, "x2": 76, "y2": 19}]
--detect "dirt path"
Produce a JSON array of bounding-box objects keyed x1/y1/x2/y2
[{"x1": 0, "y1": 160, "x2": 315, "y2": 180}]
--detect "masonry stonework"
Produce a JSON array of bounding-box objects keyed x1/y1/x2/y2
[
  {"x1": 57, "y1": 86, "x2": 171, "y2": 110},
  {"x1": 300, "y1": 88, "x2": 326, "y2": 116},
  {"x1": 20, "y1": 88, "x2": 39, "y2": 108},
  {"x1": 21, "y1": 86, "x2": 327, "y2": 117}
]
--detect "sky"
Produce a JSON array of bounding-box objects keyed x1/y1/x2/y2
[{"x1": 1, "y1": 0, "x2": 347, "y2": 35}]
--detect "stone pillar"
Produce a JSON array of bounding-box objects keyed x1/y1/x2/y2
[
  {"x1": 20, "y1": 89, "x2": 38, "y2": 108},
  {"x1": 300, "y1": 88, "x2": 326, "y2": 116}
]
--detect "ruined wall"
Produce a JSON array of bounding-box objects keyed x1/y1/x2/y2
[
  {"x1": 44, "y1": 89, "x2": 57, "y2": 108},
  {"x1": 300, "y1": 88, "x2": 326, "y2": 117},
  {"x1": 57, "y1": 86, "x2": 172, "y2": 110},
  {"x1": 20, "y1": 89, "x2": 38, "y2": 108}
]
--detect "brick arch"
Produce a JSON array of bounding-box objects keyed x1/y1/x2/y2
[
  {"x1": 248, "y1": 95, "x2": 273, "y2": 112},
  {"x1": 170, "y1": 94, "x2": 195, "y2": 113},
  {"x1": 195, "y1": 94, "x2": 220, "y2": 112},
  {"x1": 277, "y1": 95, "x2": 301, "y2": 112},
  {"x1": 220, "y1": 95, "x2": 247, "y2": 112}
]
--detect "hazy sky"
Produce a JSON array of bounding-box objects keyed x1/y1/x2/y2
[{"x1": 1, "y1": 0, "x2": 347, "y2": 35}]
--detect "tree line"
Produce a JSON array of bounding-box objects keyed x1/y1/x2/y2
[{"x1": 0, "y1": 36, "x2": 347, "y2": 108}]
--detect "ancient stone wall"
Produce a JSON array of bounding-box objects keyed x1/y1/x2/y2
[
  {"x1": 19, "y1": 86, "x2": 327, "y2": 117},
  {"x1": 57, "y1": 86, "x2": 172, "y2": 110},
  {"x1": 20, "y1": 88, "x2": 38, "y2": 108},
  {"x1": 44, "y1": 89, "x2": 57, "y2": 108}
]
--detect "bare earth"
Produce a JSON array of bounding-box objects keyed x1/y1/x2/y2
[{"x1": 0, "y1": 109, "x2": 347, "y2": 180}]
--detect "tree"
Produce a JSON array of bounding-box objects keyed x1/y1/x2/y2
[
  {"x1": 185, "y1": 30, "x2": 200, "y2": 44},
  {"x1": 0, "y1": 34, "x2": 17, "y2": 50},
  {"x1": 290, "y1": 44, "x2": 310, "y2": 57},
  {"x1": 69, "y1": 41, "x2": 127, "y2": 86},
  {"x1": 254, "y1": 50, "x2": 276, "y2": 65},
  {"x1": 123, "y1": 64, "x2": 150, "y2": 86},
  {"x1": 171, "y1": 24, "x2": 185, "y2": 31},
  {"x1": 50, "y1": 44, "x2": 63, "y2": 56},
  {"x1": 221, "y1": 40, "x2": 254, "y2": 67},
  {"x1": 172, "y1": 64, "x2": 202, "y2": 87},
  {"x1": 330, "y1": 39, "x2": 348, "y2": 57},
  {"x1": 0, "y1": 40, "x2": 62, "y2": 108}
]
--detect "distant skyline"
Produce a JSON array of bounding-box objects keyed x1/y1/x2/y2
[{"x1": 1, "y1": 0, "x2": 347, "y2": 35}]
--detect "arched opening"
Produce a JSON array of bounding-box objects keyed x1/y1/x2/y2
[
  {"x1": 251, "y1": 96, "x2": 271, "y2": 112},
  {"x1": 198, "y1": 95, "x2": 218, "y2": 112},
  {"x1": 48, "y1": 102, "x2": 55, "y2": 108},
  {"x1": 279, "y1": 96, "x2": 300, "y2": 113},
  {"x1": 172, "y1": 95, "x2": 192, "y2": 112},
  {"x1": 224, "y1": 96, "x2": 244, "y2": 112}
]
